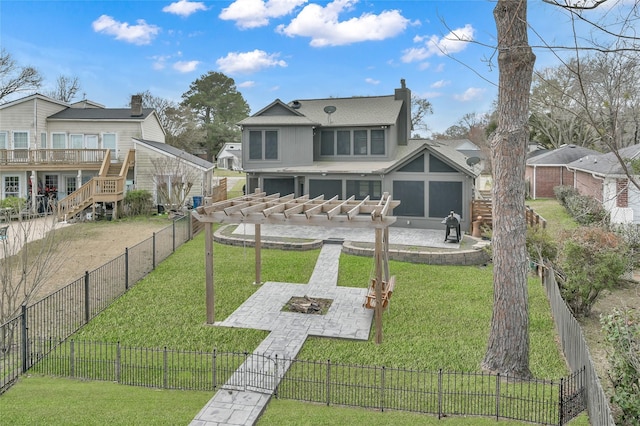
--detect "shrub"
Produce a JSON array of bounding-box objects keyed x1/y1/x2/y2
[
  {"x1": 557, "y1": 226, "x2": 626, "y2": 317},
  {"x1": 564, "y1": 194, "x2": 609, "y2": 225},
  {"x1": 526, "y1": 226, "x2": 558, "y2": 266},
  {"x1": 0, "y1": 197, "x2": 26, "y2": 212},
  {"x1": 601, "y1": 308, "x2": 640, "y2": 425},
  {"x1": 553, "y1": 185, "x2": 579, "y2": 207},
  {"x1": 123, "y1": 190, "x2": 153, "y2": 216}
]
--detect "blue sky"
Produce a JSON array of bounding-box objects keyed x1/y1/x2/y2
[{"x1": 0, "y1": 1, "x2": 623, "y2": 135}]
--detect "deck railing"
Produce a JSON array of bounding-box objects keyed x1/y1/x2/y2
[{"x1": 0, "y1": 149, "x2": 106, "y2": 165}]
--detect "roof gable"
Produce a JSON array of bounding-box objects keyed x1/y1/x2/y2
[
  {"x1": 0, "y1": 93, "x2": 68, "y2": 110},
  {"x1": 134, "y1": 139, "x2": 214, "y2": 170}
]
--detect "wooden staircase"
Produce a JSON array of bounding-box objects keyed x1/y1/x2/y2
[{"x1": 57, "y1": 149, "x2": 135, "y2": 221}]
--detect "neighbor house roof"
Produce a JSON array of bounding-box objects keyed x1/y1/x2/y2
[
  {"x1": 48, "y1": 108, "x2": 155, "y2": 121},
  {"x1": 567, "y1": 144, "x2": 640, "y2": 176},
  {"x1": 135, "y1": 139, "x2": 214, "y2": 171},
  {"x1": 239, "y1": 95, "x2": 403, "y2": 128},
  {"x1": 0, "y1": 93, "x2": 69, "y2": 109},
  {"x1": 526, "y1": 144, "x2": 600, "y2": 166}
]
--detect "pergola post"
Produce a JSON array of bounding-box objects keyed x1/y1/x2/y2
[
  {"x1": 374, "y1": 227, "x2": 383, "y2": 344},
  {"x1": 205, "y1": 222, "x2": 214, "y2": 324},
  {"x1": 254, "y1": 223, "x2": 262, "y2": 285}
]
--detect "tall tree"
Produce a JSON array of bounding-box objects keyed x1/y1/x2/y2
[
  {"x1": 411, "y1": 94, "x2": 433, "y2": 137},
  {"x1": 481, "y1": 0, "x2": 536, "y2": 378},
  {"x1": 0, "y1": 49, "x2": 42, "y2": 102},
  {"x1": 45, "y1": 75, "x2": 81, "y2": 103},
  {"x1": 181, "y1": 72, "x2": 250, "y2": 162}
]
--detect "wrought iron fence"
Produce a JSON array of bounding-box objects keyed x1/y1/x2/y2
[
  {"x1": 28, "y1": 339, "x2": 585, "y2": 425},
  {"x1": 0, "y1": 215, "x2": 192, "y2": 394}
]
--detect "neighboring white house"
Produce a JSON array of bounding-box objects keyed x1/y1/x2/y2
[
  {"x1": 0, "y1": 93, "x2": 214, "y2": 218},
  {"x1": 566, "y1": 144, "x2": 640, "y2": 224},
  {"x1": 238, "y1": 79, "x2": 479, "y2": 229},
  {"x1": 216, "y1": 142, "x2": 242, "y2": 170}
]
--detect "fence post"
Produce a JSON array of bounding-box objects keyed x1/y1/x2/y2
[
  {"x1": 125, "y1": 248, "x2": 129, "y2": 290},
  {"x1": 189, "y1": 214, "x2": 193, "y2": 241},
  {"x1": 274, "y1": 354, "x2": 279, "y2": 398},
  {"x1": 438, "y1": 369, "x2": 442, "y2": 419},
  {"x1": 116, "y1": 342, "x2": 121, "y2": 383},
  {"x1": 496, "y1": 373, "x2": 500, "y2": 422},
  {"x1": 172, "y1": 220, "x2": 176, "y2": 253},
  {"x1": 558, "y1": 377, "x2": 564, "y2": 426},
  {"x1": 163, "y1": 347, "x2": 168, "y2": 389},
  {"x1": 212, "y1": 348, "x2": 217, "y2": 390},
  {"x1": 326, "y1": 359, "x2": 331, "y2": 406},
  {"x1": 152, "y1": 232, "x2": 156, "y2": 269},
  {"x1": 20, "y1": 304, "x2": 28, "y2": 373},
  {"x1": 381, "y1": 366, "x2": 386, "y2": 412},
  {"x1": 70, "y1": 340, "x2": 75, "y2": 378},
  {"x1": 84, "y1": 271, "x2": 90, "y2": 324}
]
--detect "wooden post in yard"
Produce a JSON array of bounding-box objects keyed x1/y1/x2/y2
[
  {"x1": 374, "y1": 227, "x2": 383, "y2": 344},
  {"x1": 255, "y1": 223, "x2": 262, "y2": 285},
  {"x1": 205, "y1": 222, "x2": 214, "y2": 324}
]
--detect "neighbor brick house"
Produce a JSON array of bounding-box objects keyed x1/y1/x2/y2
[{"x1": 525, "y1": 144, "x2": 600, "y2": 199}]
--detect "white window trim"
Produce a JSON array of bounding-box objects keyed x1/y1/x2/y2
[
  {"x1": 101, "y1": 132, "x2": 118, "y2": 158},
  {"x1": 0, "y1": 131, "x2": 9, "y2": 150},
  {"x1": 69, "y1": 134, "x2": 84, "y2": 149},
  {"x1": 12, "y1": 130, "x2": 29, "y2": 149},
  {"x1": 51, "y1": 132, "x2": 67, "y2": 149},
  {"x1": 3, "y1": 175, "x2": 22, "y2": 198}
]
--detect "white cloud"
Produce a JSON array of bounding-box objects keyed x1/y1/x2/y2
[
  {"x1": 401, "y1": 24, "x2": 474, "y2": 63},
  {"x1": 217, "y1": 49, "x2": 287, "y2": 74},
  {"x1": 365, "y1": 78, "x2": 380, "y2": 85},
  {"x1": 162, "y1": 0, "x2": 208, "y2": 17},
  {"x1": 173, "y1": 60, "x2": 200, "y2": 72},
  {"x1": 238, "y1": 80, "x2": 256, "y2": 88},
  {"x1": 277, "y1": 0, "x2": 409, "y2": 47},
  {"x1": 92, "y1": 15, "x2": 160, "y2": 45},
  {"x1": 453, "y1": 87, "x2": 485, "y2": 102},
  {"x1": 220, "y1": 0, "x2": 307, "y2": 29},
  {"x1": 431, "y1": 80, "x2": 450, "y2": 89}
]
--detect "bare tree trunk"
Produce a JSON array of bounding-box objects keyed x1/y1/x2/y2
[{"x1": 482, "y1": 0, "x2": 535, "y2": 379}]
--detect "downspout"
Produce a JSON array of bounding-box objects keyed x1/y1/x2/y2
[{"x1": 532, "y1": 165, "x2": 536, "y2": 200}]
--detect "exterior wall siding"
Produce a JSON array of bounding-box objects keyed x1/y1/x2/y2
[
  {"x1": 242, "y1": 126, "x2": 313, "y2": 170},
  {"x1": 574, "y1": 170, "x2": 603, "y2": 201},
  {"x1": 141, "y1": 116, "x2": 165, "y2": 142}
]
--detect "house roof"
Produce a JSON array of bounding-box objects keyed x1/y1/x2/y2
[
  {"x1": 567, "y1": 144, "x2": 640, "y2": 176},
  {"x1": 246, "y1": 139, "x2": 477, "y2": 178},
  {"x1": 48, "y1": 108, "x2": 155, "y2": 120},
  {"x1": 526, "y1": 144, "x2": 600, "y2": 166},
  {"x1": 134, "y1": 139, "x2": 214, "y2": 171},
  {"x1": 239, "y1": 95, "x2": 403, "y2": 128},
  {"x1": 0, "y1": 92, "x2": 69, "y2": 109}
]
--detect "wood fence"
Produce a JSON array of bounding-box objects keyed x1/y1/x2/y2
[{"x1": 470, "y1": 200, "x2": 547, "y2": 230}]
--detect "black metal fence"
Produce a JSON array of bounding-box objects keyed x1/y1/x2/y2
[
  {"x1": 0, "y1": 216, "x2": 192, "y2": 394},
  {"x1": 28, "y1": 338, "x2": 585, "y2": 425}
]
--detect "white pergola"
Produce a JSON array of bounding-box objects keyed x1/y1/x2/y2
[{"x1": 191, "y1": 189, "x2": 400, "y2": 344}]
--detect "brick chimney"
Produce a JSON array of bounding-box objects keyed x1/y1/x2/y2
[
  {"x1": 394, "y1": 78, "x2": 411, "y2": 145},
  {"x1": 131, "y1": 95, "x2": 143, "y2": 117}
]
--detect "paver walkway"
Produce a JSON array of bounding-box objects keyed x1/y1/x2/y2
[{"x1": 190, "y1": 243, "x2": 374, "y2": 426}]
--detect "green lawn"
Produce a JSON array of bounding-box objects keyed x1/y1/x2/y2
[
  {"x1": 527, "y1": 198, "x2": 578, "y2": 233},
  {"x1": 1, "y1": 223, "x2": 585, "y2": 424}
]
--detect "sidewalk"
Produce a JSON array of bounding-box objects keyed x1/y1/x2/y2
[
  {"x1": 0, "y1": 216, "x2": 72, "y2": 259},
  {"x1": 190, "y1": 244, "x2": 373, "y2": 425}
]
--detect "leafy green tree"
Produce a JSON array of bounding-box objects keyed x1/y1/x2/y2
[{"x1": 181, "y1": 72, "x2": 250, "y2": 162}]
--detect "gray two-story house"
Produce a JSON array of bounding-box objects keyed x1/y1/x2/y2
[{"x1": 239, "y1": 79, "x2": 477, "y2": 229}]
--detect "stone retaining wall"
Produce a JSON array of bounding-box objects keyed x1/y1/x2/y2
[{"x1": 214, "y1": 226, "x2": 490, "y2": 266}]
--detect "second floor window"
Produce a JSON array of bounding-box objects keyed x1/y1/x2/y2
[
  {"x1": 52, "y1": 133, "x2": 66, "y2": 149},
  {"x1": 249, "y1": 130, "x2": 278, "y2": 160},
  {"x1": 320, "y1": 129, "x2": 386, "y2": 157},
  {"x1": 13, "y1": 131, "x2": 28, "y2": 149},
  {"x1": 0, "y1": 132, "x2": 7, "y2": 149}
]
